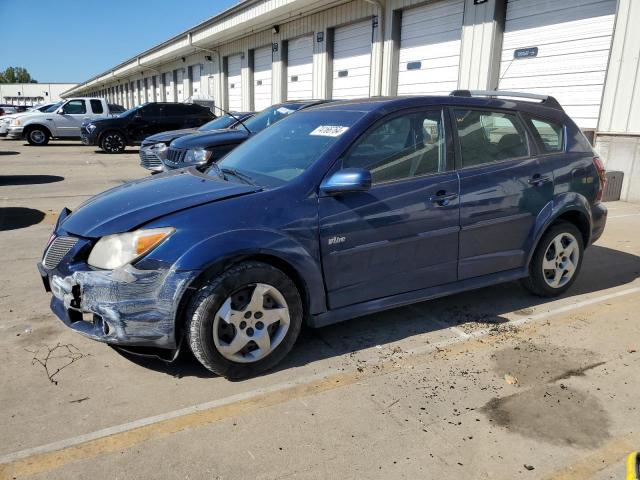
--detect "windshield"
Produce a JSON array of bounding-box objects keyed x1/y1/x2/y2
[
  {"x1": 118, "y1": 105, "x2": 142, "y2": 118},
  {"x1": 44, "y1": 102, "x2": 62, "y2": 113},
  {"x1": 243, "y1": 103, "x2": 306, "y2": 133},
  {"x1": 215, "y1": 109, "x2": 364, "y2": 184},
  {"x1": 198, "y1": 115, "x2": 239, "y2": 131}
]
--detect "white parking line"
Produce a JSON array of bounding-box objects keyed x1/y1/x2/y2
[
  {"x1": 1, "y1": 284, "x2": 639, "y2": 467},
  {"x1": 608, "y1": 213, "x2": 640, "y2": 219}
]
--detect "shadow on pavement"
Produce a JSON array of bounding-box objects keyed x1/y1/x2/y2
[
  {"x1": 0, "y1": 175, "x2": 64, "y2": 186},
  {"x1": 95, "y1": 150, "x2": 139, "y2": 155},
  {"x1": 0, "y1": 207, "x2": 46, "y2": 231},
  {"x1": 115, "y1": 245, "x2": 640, "y2": 379},
  {"x1": 0, "y1": 151, "x2": 19, "y2": 156}
]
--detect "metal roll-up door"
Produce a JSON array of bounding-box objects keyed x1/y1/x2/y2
[
  {"x1": 176, "y1": 69, "x2": 184, "y2": 102},
  {"x1": 397, "y1": 0, "x2": 464, "y2": 96},
  {"x1": 165, "y1": 72, "x2": 173, "y2": 102},
  {"x1": 498, "y1": 0, "x2": 617, "y2": 129},
  {"x1": 287, "y1": 35, "x2": 313, "y2": 100},
  {"x1": 253, "y1": 45, "x2": 273, "y2": 111},
  {"x1": 192, "y1": 64, "x2": 202, "y2": 97},
  {"x1": 332, "y1": 20, "x2": 373, "y2": 100},
  {"x1": 227, "y1": 54, "x2": 243, "y2": 111}
]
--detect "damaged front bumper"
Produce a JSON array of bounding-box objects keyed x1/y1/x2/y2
[{"x1": 38, "y1": 262, "x2": 197, "y2": 349}]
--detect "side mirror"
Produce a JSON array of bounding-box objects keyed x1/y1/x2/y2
[
  {"x1": 320, "y1": 168, "x2": 372, "y2": 196},
  {"x1": 57, "y1": 110, "x2": 65, "y2": 115}
]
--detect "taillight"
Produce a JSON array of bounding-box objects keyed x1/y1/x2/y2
[{"x1": 593, "y1": 156, "x2": 606, "y2": 202}]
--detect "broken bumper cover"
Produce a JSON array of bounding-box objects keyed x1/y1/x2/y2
[{"x1": 38, "y1": 262, "x2": 197, "y2": 349}]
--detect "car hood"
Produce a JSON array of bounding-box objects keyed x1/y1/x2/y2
[
  {"x1": 61, "y1": 169, "x2": 261, "y2": 238},
  {"x1": 143, "y1": 128, "x2": 199, "y2": 145},
  {"x1": 88, "y1": 116, "x2": 127, "y2": 128},
  {"x1": 170, "y1": 128, "x2": 250, "y2": 149}
]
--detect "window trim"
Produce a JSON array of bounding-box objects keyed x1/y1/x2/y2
[
  {"x1": 523, "y1": 114, "x2": 567, "y2": 156},
  {"x1": 338, "y1": 107, "x2": 454, "y2": 187},
  {"x1": 448, "y1": 106, "x2": 532, "y2": 171}
]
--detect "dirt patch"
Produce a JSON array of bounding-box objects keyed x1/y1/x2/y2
[
  {"x1": 482, "y1": 384, "x2": 610, "y2": 448},
  {"x1": 491, "y1": 341, "x2": 602, "y2": 386}
]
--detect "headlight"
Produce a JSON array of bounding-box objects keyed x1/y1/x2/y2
[
  {"x1": 150, "y1": 142, "x2": 168, "y2": 159},
  {"x1": 184, "y1": 148, "x2": 212, "y2": 165},
  {"x1": 86, "y1": 123, "x2": 97, "y2": 133},
  {"x1": 87, "y1": 227, "x2": 175, "y2": 270},
  {"x1": 10, "y1": 119, "x2": 21, "y2": 126}
]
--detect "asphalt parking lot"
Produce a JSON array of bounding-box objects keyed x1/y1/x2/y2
[{"x1": 1, "y1": 138, "x2": 639, "y2": 480}]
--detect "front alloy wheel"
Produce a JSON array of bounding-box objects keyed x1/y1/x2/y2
[
  {"x1": 186, "y1": 261, "x2": 303, "y2": 379},
  {"x1": 100, "y1": 132, "x2": 126, "y2": 153},
  {"x1": 26, "y1": 128, "x2": 49, "y2": 146}
]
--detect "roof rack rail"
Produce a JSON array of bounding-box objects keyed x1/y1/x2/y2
[{"x1": 449, "y1": 90, "x2": 563, "y2": 111}]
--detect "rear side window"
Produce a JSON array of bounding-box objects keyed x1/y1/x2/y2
[
  {"x1": 343, "y1": 110, "x2": 446, "y2": 184},
  {"x1": 454, "y1": 109, "x2": 528, "y2": 168},
  {"x1": 90, "y1": 100, "x2": 104, "y2": 114},
  {"x1": 529, "y1": 117, "x2": 564, "y2": 153},
  {"x1": 165, "y1": 104, "x2": 189, "y2": 116}
]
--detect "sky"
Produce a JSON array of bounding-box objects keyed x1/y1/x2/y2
[{"x1": 0, "y1": 0, "x2": 239, "y2": 84}]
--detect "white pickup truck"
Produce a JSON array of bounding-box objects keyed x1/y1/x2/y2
[{"x1": 7, "y1": 97, "x2": 122, "y2": 146}]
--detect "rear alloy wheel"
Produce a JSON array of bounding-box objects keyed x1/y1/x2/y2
[
  {"x1": 522, "y1": 221, "x2": 584, "y2": 297},
  {"x1": 186, "y1": 262, "x2": 303, "y2": 379},
  {"x1": 100, "y1": 131, "x2": 126, "y2": 153},
  {"x1": 26, "y1": 127, "x2": 49, "y2": 146}
]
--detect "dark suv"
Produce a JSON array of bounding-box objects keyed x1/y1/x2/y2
[
  {"x1": 161, "y1": 100, "x2": 329, "y2": 171},
  {"x1": 81, "y1": 102, "x2": 214, "y2": 153},
  {"x1": 38, "y1": 91, "x2": 607, "y2": 379}
]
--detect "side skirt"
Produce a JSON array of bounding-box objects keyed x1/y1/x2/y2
[{"x1": 309, "y1": 267, "x2": 529, "y2": 328}]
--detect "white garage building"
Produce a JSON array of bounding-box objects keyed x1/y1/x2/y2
[{"x1": 64, "y1": 0, "x2": 640, "y2": 202}]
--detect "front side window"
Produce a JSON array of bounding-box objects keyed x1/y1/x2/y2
[
  {"x1": 62, "y1": 100, "x2": 87, "y2": 114},
  {"x1": 343, "y1": 110, "x2": 446, "y2": 184},
  {"x1": 454, "y1": 109, "x2": 528, "y2": 168},
  {"x1": 243, "y1": 103, "x2": 306, "y2": 133},
  {"x1": 90, "y1": 100, "x2": 104, "y2": 114},
  {"x1": 529, "y1": 117, "x2": 564, "y2": 153}
]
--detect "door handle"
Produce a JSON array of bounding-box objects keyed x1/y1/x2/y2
[
  {"x1": 528, "y1": 174, "x2": 550, "y2": 186},
  {"x1": 429, "y1": 191, "x2": 458, "y2": 206}
]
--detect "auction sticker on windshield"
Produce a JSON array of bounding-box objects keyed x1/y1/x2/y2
[{"x1": 310, "y1": 125, "x2": 349, "y2": 137}]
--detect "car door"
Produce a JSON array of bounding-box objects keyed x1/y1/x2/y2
[
  {"x1": 141, "y1": 104, "x2": 166, "y2": 136},
  {"x1": 125, "y1": 104, "x2": 152, "y2": 143},
  {"x1": 454, "y1": 108, "x2": 554, "y2": 279},
  {"x1": 319, "y1": 108, "x2": 460, "y2": 310},
  {"x1": 55, "y1": 100, "x2": 90, "y2": 137},
  {"x1": 88, "y1": 99, "x2": 105, "y2": 120}
]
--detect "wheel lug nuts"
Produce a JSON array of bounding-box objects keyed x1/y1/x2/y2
[
  {"x1": 239, "y1": 321, "x2": 247, "y2": 329},
  {"x1": 244, "y1": 311, "x2": 252, "y2": 319},
  {"x1": 254, "y1": 311, "x2": 263, "y2": 319},
  {"x1": 246, "y1": 327, "x2": 254, "y2": 337},
  {"x1": 256, "y1": 321, "x2": 264, "y2": 330}
]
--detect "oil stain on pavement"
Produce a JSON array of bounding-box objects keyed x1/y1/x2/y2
[{"x1": 482, "y1": 341, "x2": 611, "y2": 448}]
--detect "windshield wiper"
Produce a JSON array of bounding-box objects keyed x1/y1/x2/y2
[
  {"x1": 221, "y1": 167, "x2": 255, "y2": 185},
  {"x1": 209, "y1": 162, "x2": 225, "y2": 180}
]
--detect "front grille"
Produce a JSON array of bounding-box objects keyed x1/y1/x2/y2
[
  {"x1": 139, "y1": 149, "x2": 163, "y2": 169},
  {"x1": 166, "y1": 147, "x2": 187, "y2": 163},
  {"x1": 43, "y1": 236, "x2": 78, "y2": 269}
]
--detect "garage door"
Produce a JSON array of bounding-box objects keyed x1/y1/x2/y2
[
  {"x1": 191, "y1": 64, "x2": 201, "y2": 97},
  {"x1": 145, "y1": 78, "x2": 152, "y2": 103},
  {"x1": 332, "y1": 20, "x2": 373, "y2": 100},
  {"x1": 227, "y1": 54, "x2": 243, "y2": 111},
  {"x1": 253, "y1": 46, "x2": 272, "y2": 110},
  {"x1": 287, "y1": 35, "x2": 313, "y2": 100},
  {"x1": 165, "y1": 72, "x2": 174, "y2": 102},
  {"x1": 176, "y1": 69, "x2": 184, "y2": 102},
  {"x1": 397, "y1": 0, "x2": 464, "y2": 96},
  {"x1": 498, "y1": 0, "x2": 617, "y2": 129}
]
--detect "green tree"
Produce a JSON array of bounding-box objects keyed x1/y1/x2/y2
[{"x1": 0, "y1": 67, "x2": 37, "y2": 83}]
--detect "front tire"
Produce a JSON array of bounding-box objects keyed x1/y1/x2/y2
[
  {"x1": 186, "y1": 261, "x2": 303, "y2": 379},
  {"x1": 26, "y1": 127, "x2": 50, "y2": 146},
  {"x1": 100, "y1": 131, "x2": 126, "y2": 153},
  {"x1": 522, "y1": 221, "x2": 584, "y2": 297}
]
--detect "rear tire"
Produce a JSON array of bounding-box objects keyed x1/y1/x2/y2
[
  {"x1": 100, "y1": 131, "x2": 126, "y2": 153},
  {"x1": 521, "y1": 221, "x2": 584, "y2": 297},
  {"x1": 186, "y1": 261, "x2": 303, "y2": 379},
  {"x1": 26, "y1": 127, "x2": 50, "y2": 146}
]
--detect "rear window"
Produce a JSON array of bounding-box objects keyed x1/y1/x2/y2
[
  {"x1": 529, "y1": 117, "x2": 564, "y2": 153},
  {"x1": 90, "y1": 100, "x2": 104, "y2": 114}
]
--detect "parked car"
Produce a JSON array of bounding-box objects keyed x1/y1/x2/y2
[
  {"x1": 81, "y1": 102, "x2": 215, "y2": 154},
  {"x1": 0, "y1": 102, "x2": 61, "y2": 137},
  {"x1": 7, "y1": 98, "x2": 122, "y2": 145},
  {"x1": 37, "y1": 91, "x2": 607, "y2": 379},
  {"x1": 159, "y1": 100, "x2": 328, "y2": 172},
  {"x1": 139, "y1": 112, "x2": 254, "y2": 172},
  {"x1": 0, "y1": 106, "x2": 19, "y2": 116}
]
